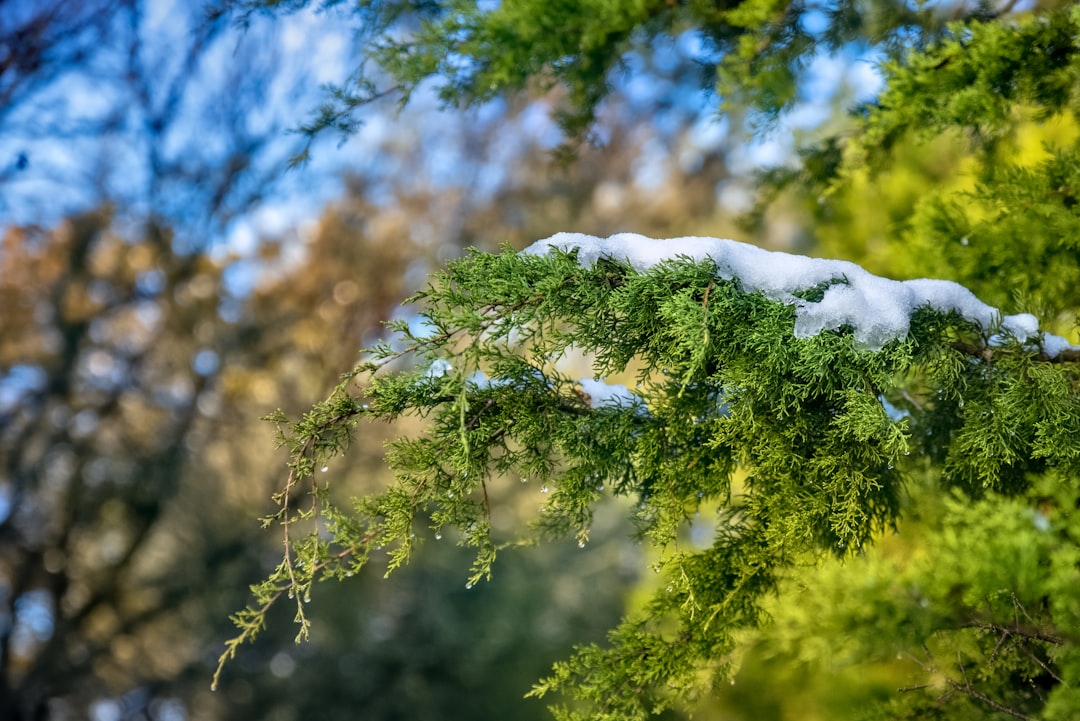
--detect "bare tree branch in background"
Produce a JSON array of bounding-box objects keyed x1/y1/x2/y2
[
  {"x1": 0, "y1": 0, "x2": 303, "y2": 240},
  {"x1": 0, "y1": 2, "x2": 321, "y2": 719}
]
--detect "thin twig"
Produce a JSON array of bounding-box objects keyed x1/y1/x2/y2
[{"x1": 949, "y1": 650, "x2": 1033, "y2": 721}]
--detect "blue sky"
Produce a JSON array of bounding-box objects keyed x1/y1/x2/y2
[{"x1": 1, "y1": 0, "x2": 886, "y2": 254}]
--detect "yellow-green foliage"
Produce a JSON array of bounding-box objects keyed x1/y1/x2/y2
[
  {"x1": 809, "y1": 9, "x2": 1080, "y2": 329},
  {"x1": 760, "y1": 477, "x2": 1080, "y2": 721}
]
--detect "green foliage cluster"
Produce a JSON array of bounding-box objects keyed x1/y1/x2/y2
[
  {"x1": 763, "y1": 480, "x2": 1080, "y2": 721},
  {"x1": 221, "y1": 244, "x2": 1080, "y2": 719},
  {"x1": 224, "y1": 0, "x2": 964, "y2": 156},
  {"x1": 861, "y1": 6, "x2": 1080, "y2": 153},
  {"x1": 785, "y1": 7, "x2": 1080, "y2": 321},
  {"x1": 217, "y1": 1, "x2": 1080, "y2": 719},
  {"x1": 875, "y1": 8, "x2": 1080, "y2": 324}
]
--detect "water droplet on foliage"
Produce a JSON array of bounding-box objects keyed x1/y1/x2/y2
[
  {"x1": 540, "y1": 486, "x2": 548, "y2": 494},
  {"x1": 466, "y1": 583, "x2": 473, "y2": 590},
  {"x1": 447, "y1": 491, "x2": 454, "y2": 498},
  {"x1": 578, "y1": 541, "x2": 586, "y2": 548},
  {"x1": 666, "y1": 586, "x2": 673, "y2": 593},
  {"x1": 697, "y1": 491, "x2": 704, "y2": 499},
  {"x1": 435, "y1": 533, "x2": 442, "y2": 540},
  {"x1": 321, "y1": 466, "x2": 328, "y2": 473}
]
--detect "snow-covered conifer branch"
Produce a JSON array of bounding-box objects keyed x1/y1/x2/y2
[{"x1": 221, "y1": 234, "x2": 1080, "y2": 718}]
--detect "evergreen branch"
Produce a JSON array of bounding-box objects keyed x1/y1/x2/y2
[
  {"x1": 952, "y1": 341, "x2": 1080, "y2": 364},
  {"x1": 947, "y1": 651, "x2": 1033, "y2": 721},
  {"x1": 227, "y1": 240, "x2": 1080, "y2": 717},
  {"x1": 212, "y1": 535, "x2": 377, "y2": 690},
  {"x1": 211, "y1": 591, "x2": 280, "y2": 691},
  {"x1": 278, "y1": 463, "x2": 309, "y2": 643},
  {"x1": 966, "y1": 619, "x2": 1065, "y2": 649}
]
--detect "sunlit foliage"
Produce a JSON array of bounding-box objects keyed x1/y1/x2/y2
[{"x1": 226, "y1": 2, "x2": 1080, "y2": 720}]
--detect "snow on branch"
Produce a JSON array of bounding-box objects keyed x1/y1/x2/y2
[{"x1": 523, "y1": 233, "x2": 1077, "y2": 357}]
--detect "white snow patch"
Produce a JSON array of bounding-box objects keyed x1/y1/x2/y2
[
  {"x1": 425, "y1": 359, "x2": 453, "y2": 378},
  {"x1": 522, "y1": 232, "x2": 1075, "y2": 355},
  {"x1": 1042, "y1": 333, "x2": 1076, "y2": 359},
  {"x1": 579, "y1": 378, "x2": 639, "y2": 409},
  {"x1": 466, "y1": 370, "x2": 496, "y2": 388}
]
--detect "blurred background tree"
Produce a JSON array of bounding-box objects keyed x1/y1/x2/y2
[{"x1": 0, "y1": 2, "x2": 749, "y2": 720}]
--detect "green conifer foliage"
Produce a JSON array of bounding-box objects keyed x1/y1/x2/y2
[
  {"x1": 218, "y1": 241, "x2": 1080, "y2": 719},
  {"x1": 796, "y1": 7, "x2": 1080, "y2": 323},
  {"x1": 217, "y1": 1, "x2": 1080, "y2": 718},
  {"x1": 223, "y1": 0, "x2": 957, "y2": 156}
]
